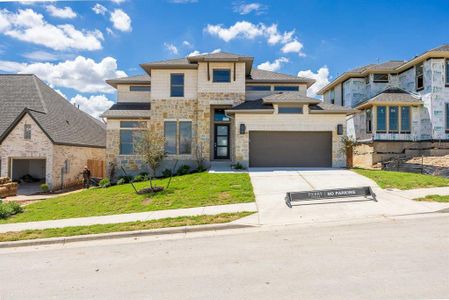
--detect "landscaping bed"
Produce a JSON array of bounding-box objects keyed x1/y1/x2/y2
[
  {"x1": 353, "y1": 169, "x2": 449, "y2": 190},
  {"x1": 0, "y1": 212, "x2": 254, "y2": 242},
  {"x1": 0, "y1": 173, "x2": 255, "y2": 224}
]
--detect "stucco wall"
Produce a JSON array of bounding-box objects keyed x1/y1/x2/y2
[
  {"x1": 0, "y1": 114, "x2": 54, "y2": 186},
  {"x1": 198, "y1": 62, "x2": 246, "y2": 94},
  {"x1": 117, "y1": 84, "x2": 151, "y2": 103},
  {"x1": 234, "y1": 111, "x2": 347, "y2": 168},
  {"x1": 151, "y1": 69, "x2": 198, "y2": 100}
]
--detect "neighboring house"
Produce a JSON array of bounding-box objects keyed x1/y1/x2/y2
[
  {"x1": 0, "y1": 74, "x2": 106, "y2": 190},
  {"x1": 318, "y1": 45, "x2": 449, "y2": 167},
  {"x1": 101, "y1": 51, "x2": 354, "y2": 173}
]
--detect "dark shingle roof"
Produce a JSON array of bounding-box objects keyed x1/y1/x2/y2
[
  {"x1": 106, "y1": 74, "x2": 151, "y2": 87},
  {"x1": 227, "y1": 99, "x2": 273, "y2": 111},
  {"x1": 248, "y1": 69, "x2": 315, "y2": 87},
  {"x1": 308, "y1": 103, "x2": 357, "y2": 114},
  {"x1": 356, "y1": 87, "x2": 423, "y2": 108},
  {"x1": 101, "y1": 102, "x2": 151, "y2": 119},
  {"x1": 0, "y1": 74, "x2": 106, "y2": 148},
  {"x1": 262, "y1": 92, "x2": 321, "y2": 104}
]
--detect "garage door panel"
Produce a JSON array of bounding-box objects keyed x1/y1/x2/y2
[{"x1": 249, "y1": 131, "x2": 332, "y2": 167}]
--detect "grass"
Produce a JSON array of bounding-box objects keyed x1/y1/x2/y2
[
  {"x1": 415, "y1": 195, "x2": 449, "y2": 203},
  {"x1": 0, "y1": 173, "x2": 255, "y2": 224},
  {"x1": 353, "y1": 168, "x2": 449, "y2": 190},
  {"x1": 0, "y1": 212, "x2": 254, "y2": 242}
]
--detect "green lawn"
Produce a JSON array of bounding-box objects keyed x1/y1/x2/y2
[
  {"x1": 0, "y1": 212, "x2": 254, "y2": 242},
  {"x1": 0, "y1": 173, "x2": 254, "y2": 224},
  {"x1": 353, "y1": 169, "x2": 449, "y2": 190},
  {"x1": 415, "y1": 195, "x2": 449, "y2": 202}
]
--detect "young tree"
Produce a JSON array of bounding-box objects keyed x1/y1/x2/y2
[{"x1": 134, "y1": 130, "x2": 166, "y2": 191}]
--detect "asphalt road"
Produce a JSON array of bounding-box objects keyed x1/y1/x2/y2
[{"x1": 1, "y1": 214, "x2": 448, "y2": 299}]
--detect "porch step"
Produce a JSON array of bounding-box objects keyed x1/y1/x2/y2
[{"x1": 209, "y1": 161, "x2": 233, "y2": 172}]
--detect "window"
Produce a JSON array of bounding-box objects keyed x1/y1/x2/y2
[
  {"x1": 129, "y1": 85, "x2": 151, "y2": 92},
  {"x1": 119, "y1": 121, "x2": 147, "y2": 155},
  {"x1": 214, "y1": 109, "x2": 230, "y2": 122},
  {"x1": 24, "y1": 124, "x2": 31, "y2": 140},
  {"x1": 278, "y1": 107, "x2": 303, "y2": 114},
  {"x1": 164, "y1": 121, "x2": 192, "y2": 155},
  {"x1": 373, "y1": 74, "x2": 389, "y2": 83},
  {"x1": 366, "y1": 108, "x2": 372, "y2": 133},
  {"x1": 389, "y1": 106, "x2": 399, "y2": 132},
  {"x1": 213, "y1": 69, "x2": 231, "y2": 83},
  {"x1": 365, "y1": 75, "x2": 370, "y2": 84},
  {"x1": 377, "y1": 106, "x2": 387, "y2": 132},
  {"x1": 273, "y1": 86, "x2": 299, "y2": 91},
  {"x1": 329, "y1": 89, "x2": 335, "y2": 104},
  {"x1": 446, "y1": 60, "x2": 449, "y2": 86},
  {"x1": 179, "y1": 121, "x2": 192, "y2": 154},
  {"x1": 416, "y1": 63, "x2": 424, "y2": 90},
  {"x1": 63, "y1": 160, "x2": 70, "y2": 174},
  {"x1": 170, "y1": 74, "x2": 184, "y2": 97},
  {"x1": 246, "y1": 85, "x2": 271, "y2": 91},
  {"x1": 446, "y1": 103, "x2": 449, "y2": 132},
  {"x1": 401, "y1": 107, "x2": 411, "y2": 133}
]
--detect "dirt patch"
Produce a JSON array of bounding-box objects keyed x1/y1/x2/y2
[
  {"x1": 142, "y1": 198, "x2": 152, "y2": 205},
  {"x1": 383, "y1": 155, "x2": 449, "y2": 177},
  {"x1": 218, "y1": 192, "x2": 231, "y2": 201}
]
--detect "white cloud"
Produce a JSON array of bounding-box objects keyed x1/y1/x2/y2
[
  {"x1": 22, "y1": 50, "x2": 59, "y2": 61},
  {"x1": 297, "y1": 66, "x2": 330, "y2": 98},
  {"x1": 182, "y1": 40, "x2": 192, "y2": 47},
  {"x1": 110, "y1": 9, "x2": 131, "y2": 32},
  {"x1": 205, "y1": 21, "x2": 305, "y2": 55},
  {"x1": 188, "y1": 48, "x2": 221, "y2": 57},
  {"x1": 257, "y1": 57, "x2": 288, "y2": 72},
  {"x1": 45, "y1": 5, "x2": 76, "y2": 19},
  {"x1": 281, "y1": 40, "x2": 305, "y2": 56},
  {"x1": 0, "y1": 56, "x2": 127, "y2": 94},
  {"x1": 92, "y1": 3, "x2": 107, "y2": 15},
  {"x1": 233, "y1": 2, "x2": 266, "y2": 15},
  {"x1": 111, "y1": 0, "x2": 125, "y2": 4},
  {"x1": 164, "y1": 42, "x2": 178, "y2": 55},
  {"x1": 0, "y1": 8, "x2": 103, "y2": 51},
  {"x1": 70, "y1": 94, "x2": 113, "y2": 119}
]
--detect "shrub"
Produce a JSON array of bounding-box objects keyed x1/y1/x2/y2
[
  {"x1": 177, "y1": 165, "x2": 191, "y2": 176},
  {"x1": 117, "y1": 175, "x2": 133, "y2": 183},
  {"x1": 116, "y1": 178, "x2": 126, "y2": 185},
  {"x1": 232, "y1": 162, "x2": 246, "y2": 170},
  {"x1": 162, "y1": 168, "x2": 172, "y2": 178},
  {"x1": 133, "y1": 175, "x2": 145, "y2": 182},
  {"x1": 40, "y1": 183, "x2": 49, "y2": 192},
  {"x1": 196, "y1": 165, "x2": 207, "y2": 173},
  {"x1": 139, "y1": 171, "x2": 149, "y2": 177},
  {"x1": 0, "y1": 201, "x2": 23, "y2": 219},
  {"x1": 99, "y1": 178, "x2": 111, "y2": 188}
]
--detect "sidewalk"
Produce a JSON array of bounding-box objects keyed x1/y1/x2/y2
[{"x1": 0, "y1": 202, "x2": 257, "y2": 233}]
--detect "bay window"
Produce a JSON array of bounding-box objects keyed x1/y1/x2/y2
[
  {"x1": 401, "y1": 107, "x2": 411, "y2": 133},
  {"x1": 366, "y1": 108, "x2": 372, "y2": 133},
  {"x1": 388, "y1": 106, "x2": 399, "y2": 132},
  {"x1": 376, "y1": 106, "x2": 387, "y2": 132}
]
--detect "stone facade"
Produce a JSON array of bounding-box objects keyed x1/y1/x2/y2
[{"x1": 0, "y1": 113, "x2": 105, "y2": 190}]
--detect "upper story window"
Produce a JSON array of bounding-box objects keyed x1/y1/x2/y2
[
  {"x1": 129, "y1": 85, "x2": 151, "y2": 92},
  {"x1": 246, "y1": 85, "x2": 271, "y2": 91},
  {"x1": 213, "y1": 69, "x2": 231, "y2": 83},
  {"x1": 329, "y1": 89, "x2": 335, "y2": 104},
  {"x1": 366, "y1": 108, "x2": 372, "y2": 133},
  {"x1": 119, "y1": 121, "x2": 147, "y2": 155},
  {"x1": 278, "y1": 106, "x2": 303, "y2": 114},
  {"x1": 274, "y1": 86, "x2": 299, "y2": 92},
  {"x1": 170, "y1": 74, "x2": 184, "y2": 97},
  {"x1": 24, "y1": 124, "x2": 31, "y2": 140},
  {"x1": 416, "y1": 63, "x2": 424, "y2": 91},
  {"x1": 446, "y1": 60, "x2": 449, "y2": 86},
  {"x1": 373, "y1": 74, "x2": 389, "y2": 83}
]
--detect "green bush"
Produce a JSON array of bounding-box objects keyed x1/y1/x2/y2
[
  {"x1": 99, "y1": 178, "x2": 111, "y2": 188},
  {"x1": 162, "y1": 169, "x2": 173, "y2": 178},
  {"x1": 232, "y1": 162, "x2": 246, "y2": 170},
  {"x1": 177, "y1": 165, "x2": 191, "y2": 176},
  {"x1": 139, "y1": 171, "x2": 149, "y2": 177},
  {"x1": 117, "y1": 175, "x2": 133, "y2": 183},
  {"x1": 133, "y1": 175, "x2": 145, "y2": 182},
  {"x1": 40, "y1": 183, "x2": 49, "y2": 192},
  {"x1": 116, "y1": 178, "x2": 126, "y2": 185},
  {"x1": 0, "y1": 201, "x2": 23, "y2": 219}
]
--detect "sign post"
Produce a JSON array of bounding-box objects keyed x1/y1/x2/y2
[{"x1": 285, "y1": 186, "x2": 377, "y2": 208}]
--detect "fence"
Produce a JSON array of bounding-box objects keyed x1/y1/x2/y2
[{"x1": 87, "y1": 160, "x2": 105, "y2": 178}]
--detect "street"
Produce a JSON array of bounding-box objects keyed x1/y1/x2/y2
[{"x1": 1, "y1": 214, "x2": 448, "y2": 299}]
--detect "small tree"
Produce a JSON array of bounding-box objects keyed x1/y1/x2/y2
[
  {"x1": 134, "y1": 130, "x2": 166, "y2": 192},
  {"x1": 195, "y1": 143, "x2": 206, "y2": 172}
]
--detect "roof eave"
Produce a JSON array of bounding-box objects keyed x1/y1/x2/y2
[
  {"x1": 225, "y1": 109, "x2": 274, "y2": 114},
  {"x1": 246, "y1": 79, "x2": 315, "y2": 87}
]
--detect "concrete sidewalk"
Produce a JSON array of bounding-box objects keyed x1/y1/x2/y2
[{"x1": 0, "y1": 202, "x2": 257, "y2": 233}]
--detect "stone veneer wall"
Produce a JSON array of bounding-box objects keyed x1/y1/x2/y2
[{"x1": 52, "y1": 145, "x2": 105, "y2": 190}]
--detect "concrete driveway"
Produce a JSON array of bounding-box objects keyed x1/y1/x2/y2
[{"x1": 238, "y1": 168, "x2": 448, "y2": 226}]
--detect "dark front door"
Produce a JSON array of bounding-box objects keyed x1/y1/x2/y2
[{"x1": 214, "y1": 124, "x2": 230, "y2": 159}]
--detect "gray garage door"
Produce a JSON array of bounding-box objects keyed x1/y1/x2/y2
[{"x1": 249, "y1": 131, "x2": 332, "y2": 167}]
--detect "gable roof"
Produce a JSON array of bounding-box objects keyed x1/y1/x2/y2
[
  {"x1": 0, "y1": 74, "x2": 106, "y2": 148},
  {"x1": 262, "y1": 92, "x2": 321, "y2": 104},
  {"x1": 355, "y1": 87, "x2": 423, "y2": 109},
  {"x1": 318, "y1": 44, "x2": 449, "y2": 95}
]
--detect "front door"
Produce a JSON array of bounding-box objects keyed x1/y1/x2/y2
[{"x1": 214, "y1": 124, "x2": 230, "y2": 159}]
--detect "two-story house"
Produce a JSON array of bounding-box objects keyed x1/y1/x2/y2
[
  {"x1": 101, "y1": 52, "x2": 354, "y2": 174},
  {"x1": 318, "y1": 45, "x2": 449, "y2": 167}
]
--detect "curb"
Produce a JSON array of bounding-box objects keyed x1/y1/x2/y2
[{"x1": 0, "y1": 223, "x2": 255, "y2": 249}]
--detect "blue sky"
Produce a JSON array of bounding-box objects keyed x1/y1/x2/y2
[{"x1": 0, "y1": 0, "x2": 448, "y2": 117}]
